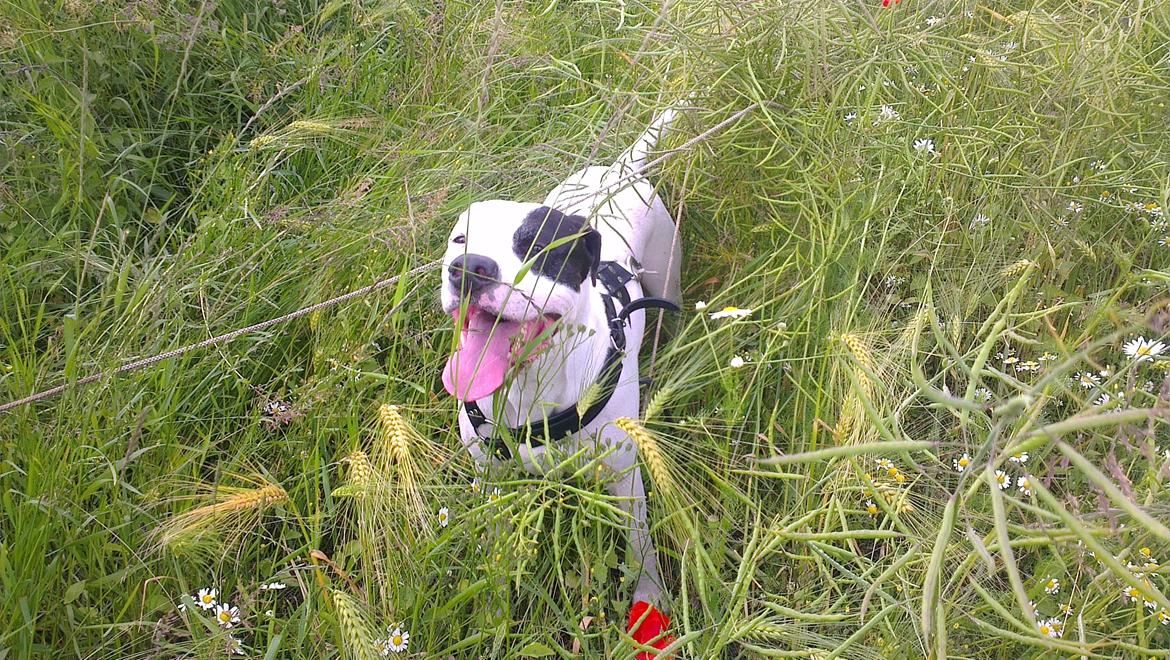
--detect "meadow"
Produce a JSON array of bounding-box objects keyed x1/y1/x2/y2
[{"x1": 2, "y1": 0, "x2": 1170, "y2": 657}]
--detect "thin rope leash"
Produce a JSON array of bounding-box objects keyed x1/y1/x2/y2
[{"x1": 0, "y1": 261, "x2": 440, "y2": 415}]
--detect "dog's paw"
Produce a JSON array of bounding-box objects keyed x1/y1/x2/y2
[{"x1": 627, "y1": 600, "x2": 674, "y2": 659}]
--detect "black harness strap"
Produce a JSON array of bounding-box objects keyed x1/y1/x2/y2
[{"x1": 463, "y1": 261, "x2": 678, "y2": 459}]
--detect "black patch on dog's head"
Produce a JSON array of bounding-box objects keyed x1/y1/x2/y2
[{"x1": 512, "y1": 206, "x2": 601, "y2": 289}]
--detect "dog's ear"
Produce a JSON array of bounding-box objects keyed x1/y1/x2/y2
[{"x1": 581, "y1": 226, "x2": 602, "y2": 285}]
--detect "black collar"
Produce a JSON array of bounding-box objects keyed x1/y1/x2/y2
[{"x1": 463, "y1": 261, "x2": 678, "y2": 459}]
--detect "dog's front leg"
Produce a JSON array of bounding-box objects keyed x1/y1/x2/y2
[
  {"x1": 603, "y1": 438, "x2": 675, "y2": 658},
  {"x1": 605, "y1": 459, "x2": 664, "y2": 605}
]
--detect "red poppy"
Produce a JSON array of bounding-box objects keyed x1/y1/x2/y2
[
  {"x1": 882, "y1": 0, "x2": 902, "y2": 6},
  {"x1": 627, "y1": 601, "x2": 674, "y2": 659}
]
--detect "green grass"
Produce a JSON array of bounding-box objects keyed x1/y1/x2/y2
[{"x1": 3, "y1": 0, "x2": 1170, "y2": 657}]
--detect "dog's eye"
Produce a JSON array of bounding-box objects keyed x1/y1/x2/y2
[
  {"x1": 532, "y1": 242, "x2": 548, "y2": 253},
  {"x1": 452, "y1": 234, "x2": 466, "y2": 245}
]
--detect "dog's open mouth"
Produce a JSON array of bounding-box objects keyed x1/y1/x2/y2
[{"x1": 441, "y1": 305, "x2": 561, "y2": 401}]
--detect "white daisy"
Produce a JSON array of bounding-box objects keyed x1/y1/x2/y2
[
  {"x1": 1044, "y1": 577, "x2": 1059, "y2": 595},
  {"x1": 437, "y1": 506, "x2": 449, "y2": 527},
  {"x1": 260, "y1": 582, "x2": 287, "y2": 591},
  {"x1": 214, "y1": 603, "x2": 241, "y2": 629},
  {"x1": 709, "y1": 306, "x2": 753, "y2": 320},
  {"x1": 229, "y1": 636, "x2": 246, "y2": 656},
  {"x1": 1073, "y1": 371, "x2": 1100, "y2": 389},
  {"x1": 1037, "y1": 617, "x2": 1062, "y2": 638},
  {"x1": 385, "y1": 627, "x2": 409, "y2": 654},
  {"x1": 488, "y1": 487, "x2": 501, "y2": 504},
  {"x1": 1017, "y1": 475, "x2": 1033, "y2": 496},
  {"x1": 970, "y1": 213, "x2": 990, "y2": 228},
  {"x1": 913, "y1": 138, "x2": 938, "y2": 155},
  {"x1": 1159, "y1": 609, "x2": 1170, "y2": 626},
  {"x1": 994, "y1": 470, "x2": 1010, "y2": 490},
  {"x1": 729, "y1": 355, "x2": 746, "y2": 369},
  {"x1": 1094, "y1": 392, "x2": 1112, "y2": 406},
  {"x1": 1066, "y1": 201, "x2": 1084, "y2": 214},
  {"x1": 844, "y1": 111, "x2": 857, "y2": 123},
  {"x1": 876, "y1": 104, "x2": 900, "y2": 123},
  {"x1": 694, "y1": 300, "x2": 707, "y2": 311},
  {"x1": 1122, "y1": 336, "x2": 1167, "y2": 362},
  {"x1": 953, "y1": 453, "x2": 972, "y2": 472},
  {"x1": 973, "y1": 387, "x2": 993, "y2": 403},
  {"x1": 196, "y1": 588, "x2": 218, "y2": 610},
  {"x1": 1015, "y1": 360, "x2": 1040, "y2": 373},
  {"x1": 875, "y1": 458, "x2": 895, "y2": 471},
  {"x1": 1008, "y1": 451, "x2": 1029, "y2": 464},
  {"x1": 925, "y1": 15, "x2": 943, "y2": 26}
]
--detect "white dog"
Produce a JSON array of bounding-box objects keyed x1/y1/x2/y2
[{"x1": 440, "y1": 104, "x2": 684, "y2": 655}]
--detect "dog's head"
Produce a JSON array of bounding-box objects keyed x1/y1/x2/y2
[{"x1": 440, "y1": 200, "x2": 602, "y2": 401}]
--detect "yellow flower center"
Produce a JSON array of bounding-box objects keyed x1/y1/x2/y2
[
  {"x1": 958, "y1": 457, "x2": 969, "y2": 467},
  {"x1": 1039, "y1": 624, "x2": 1051, "y2": 635},
  {"x1": 1137, "y1": 346, "x2": 1152, "y2": 356},
  {"x1": 722, "y1": 306, "x2": 738, "y2": 313},
  {"x1": 392, "y1": 635, "x2": 403, "y2": 645},
  {"x1": 219, "y1": 611, "x2": 230, "y2": 622},
  {"x1": 202, "y1": 594, "x2": 214, "y2": 604}
]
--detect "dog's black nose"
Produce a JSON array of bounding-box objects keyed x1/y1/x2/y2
[{"x1": 448, "y1": 254, "x2": 500, "y2": 295}]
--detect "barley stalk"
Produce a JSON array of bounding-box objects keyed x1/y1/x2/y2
[
  {"x1": 378, "y1": 404, "x2": 410, "y2": 464},
  {"x1": 287, "y1": 119, "x2": 335, "y2": 133},
  {"x1": 643, "y1": 385, "x2": 675, "y2": 421},
  {"x1": 999, "y1": 259, "x2": 1036, "y2": 278},
  {"x1": 330, "y1": 590, "x2": 379, "y2": 660},
  {"x1": 838, "y1": 333, "x2": 876, "y2": 377},
  {"x1": 346, "y1": 450, "x2": 374, "y2": 489},
  {"x1": 156, "y1": 482, "x2": 289, "y2": 546},
  {"x1": 616, "y1": 417, "x2": 673, "y2": 494},
  {"x1": 374, "y1": 403, "x2": 431, "y2": 537},
  {"x1": 248, "y1": 134, "x2": 277, "y2": 149}
]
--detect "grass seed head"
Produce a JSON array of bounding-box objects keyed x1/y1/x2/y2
[
  {"x1": 999, "y1": 259, "x2": 1036, "y2": 278},
  {"x1": 616, "y1": 417, "x2": 672, "y2": 493},
  {"x1": 838, "y1": 333, "x2": 877, "y2": 376},
  {"x1": 156, "y1": 481, "x2": 289, "y2": 547},
  {"x1": 345, "y1": 450, "x2": 374, "y2": 488},
  {"x1": 378, "y1": 404, "x2": 411, "y2": 463},
  {"x1": 330, "y1": 590, "x2": 378, "y2": 660}
]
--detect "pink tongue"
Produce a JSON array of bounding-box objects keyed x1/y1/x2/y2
[{"x1": 442, "y1": 310, "x2": 524, "y2": 401}]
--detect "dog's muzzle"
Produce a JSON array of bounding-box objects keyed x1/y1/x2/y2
[{"x1": 448, "y1": 253, "x2": 499, "y2": 298}]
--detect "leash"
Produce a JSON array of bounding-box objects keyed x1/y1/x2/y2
[
  {"x1": 463, "y1": 261, "x2": 680, "y2": 459},
  {"x1": 0, "y1": 261, "x2": 440, "y2": 415}
]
